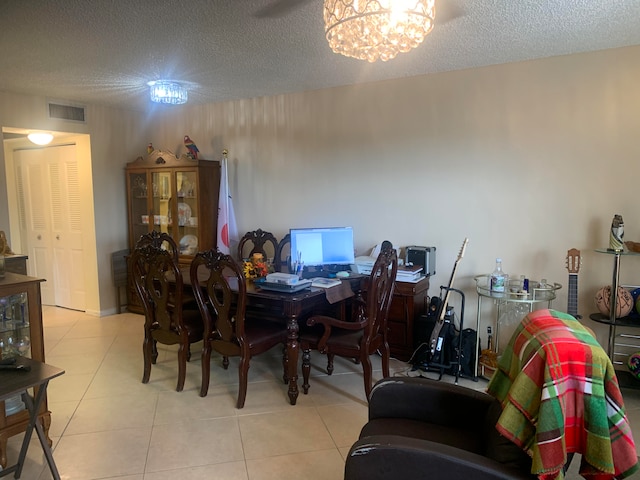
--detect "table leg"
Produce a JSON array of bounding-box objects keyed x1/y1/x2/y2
[
  {"x1": 12, "y1": 382, "x2": 60, "y2": 480},
  {"x1": 286, "y1": 317, "x2": 300, "y2": 405}
]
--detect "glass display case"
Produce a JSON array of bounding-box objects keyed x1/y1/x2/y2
[
  {"x1": 0, "y1": 273, "x2": 48, "y2": 469},
  {"x1": 125, "y1": 150, "x2": 221, "y2": 312}
]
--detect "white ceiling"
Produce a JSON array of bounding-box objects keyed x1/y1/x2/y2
[{"x1": 1, "y1": 0, "x2": 639, "y2": 112}]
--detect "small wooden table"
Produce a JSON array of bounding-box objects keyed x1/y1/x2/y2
[{"x1": 0, "y1": 357, "x2": 64, "y2": 480}]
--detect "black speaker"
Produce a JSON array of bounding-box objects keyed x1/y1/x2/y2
[{"x1": 405, "y1": 246, "x2": 436, "y2": 276}]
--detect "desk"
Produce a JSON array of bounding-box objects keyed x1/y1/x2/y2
[
  {"x1": 0, "y1": 357, "x2": 64, "y2": 479},
  {"x1": 182, "y1": 268, "x2": 363, "y2": 405},
  {"x1": 487, "y1": 309, "x2": 638, "y2": 480}
]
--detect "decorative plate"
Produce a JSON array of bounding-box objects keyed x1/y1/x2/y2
[
  {"x1": 177, "y1": 203, "x2": 191, "y2": 226},
  {"x1": 179, "y1": 234, "x2": 198, "y2": 255}
]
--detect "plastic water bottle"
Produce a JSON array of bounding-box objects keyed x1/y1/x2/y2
[{"x1": 490, "y1": 258, "x2": 506, "y2": 293}]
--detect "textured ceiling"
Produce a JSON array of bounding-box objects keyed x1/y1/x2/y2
[{"x1": 0, "y1": 0, "x2": 639, "y2": 112}]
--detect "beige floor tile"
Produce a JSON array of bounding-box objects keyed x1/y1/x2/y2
[
  {"x1": 143, "y1": 461, "x2": 248, "y2": 480},
  {"x1": 47, "y1": 335, "x2": 116, "y2": 358},
  {"x1": 154, "y1": 387, "x2": 237, "y2": 425},
  {"x1": 47, "y1": 399, "x2": 79, "y2": 438},
  {"x1": 46, "y1": 372, "x2": 94, "y2": 403},
  {"x1": 45, "y1": 352, "x2": 105, "y2": 376},
  {"x1": 239, "y1": 407, "x2": 335, "y2": 459},
  {"x1": 246, "y1": 448, "x2": 344, "y2": 480},
  {"x1": 317, "y1": 403, "x2": 368, "y2": 448},
  {"x1": 51, "y1": 427, "x2": 151, "y2": 479},
  {"x1": 146, "y1": 417, "x2": 243, "y2": 472},
  {"x1": 64, "y1": 393, "x2": 157, "y2": 435}
]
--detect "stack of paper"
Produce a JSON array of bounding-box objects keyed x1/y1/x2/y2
[{"x1": 396, "y1": 265, "x2": 424, "y2": 282}]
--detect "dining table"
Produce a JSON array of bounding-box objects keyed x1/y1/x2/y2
[{"x1": 181, "y1": 267, "x2": 364, "y2": 405}]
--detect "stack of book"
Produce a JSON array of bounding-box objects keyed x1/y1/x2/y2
[{"x1": 396, "y1": 265, "x2": 424, "y2": 282}]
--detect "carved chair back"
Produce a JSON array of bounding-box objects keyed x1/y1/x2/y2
[{"x1": 237, "y1": 229, "x2": 278, "y2": 262}]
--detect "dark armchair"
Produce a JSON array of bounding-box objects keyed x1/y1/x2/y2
[{"x1": 345, "y1": 377, "x2": 534, "y2": 480}]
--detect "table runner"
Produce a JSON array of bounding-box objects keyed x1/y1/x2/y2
[{"x1": 487, "y1": 309, "x2": 638, "y2": 480}]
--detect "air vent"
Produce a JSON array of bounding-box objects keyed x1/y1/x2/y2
[{"x1": 48, "y1": 102, "x2": 86, "y2": 123}]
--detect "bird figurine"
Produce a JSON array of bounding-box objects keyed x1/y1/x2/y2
[
  {"x1": 147, "y1": 143, "x2": 154, "y2": 155},
  {"x1": 184, "y1": 135, "x2": 199, "y2": 159}
]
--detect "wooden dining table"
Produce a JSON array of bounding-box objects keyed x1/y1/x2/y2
[{"x1": 181, "y1": 268, "x2": 364, "y2": 405}]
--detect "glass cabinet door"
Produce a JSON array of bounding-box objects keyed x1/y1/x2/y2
[
  {"x1": 0, "y1": 292, "x2": 31, "y2": 417},
  {"x1": 128, "y1": 171, "x2": 151, "y2": 242},
  {"x1": 176, "y1": 170, "x2": 199, "y2": 255},
  {"x1": 152, "y1": 171, "x2": 172, "y2": 237}
]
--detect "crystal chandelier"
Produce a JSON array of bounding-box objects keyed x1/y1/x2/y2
[
  {"x1": 148, "y1": 80, "x2": 188, "y2": 105},
  {"x1": 324, "y1": 0, "x2": 435, "y2": 62}
]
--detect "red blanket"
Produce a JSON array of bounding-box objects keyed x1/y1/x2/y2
[{"x1": 487, "y1": 309, "x2": 638, "y2": 480}]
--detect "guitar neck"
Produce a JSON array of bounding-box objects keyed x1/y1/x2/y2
[{"x1": 568, "y1": 274, "x2": 579, "y2": 317}]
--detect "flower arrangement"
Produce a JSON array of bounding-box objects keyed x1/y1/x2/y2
[{"x1": 243, "y1": 253, "x2": 269, "y2": 279}]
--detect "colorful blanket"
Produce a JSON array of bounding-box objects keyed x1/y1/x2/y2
[{"x1": 487, "y1": 309, "x2": 638, "y2": 480}]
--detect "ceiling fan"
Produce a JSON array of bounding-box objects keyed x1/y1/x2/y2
[{"x1": 252, "y1": 0, "x2": 465, "y2": 23}]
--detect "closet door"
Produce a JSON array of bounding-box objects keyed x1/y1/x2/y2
[{"x1": 14, "y1": 146, "x2": 86, "y2": 310}]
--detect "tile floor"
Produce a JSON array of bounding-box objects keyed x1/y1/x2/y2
[{"x1": 4, "y1": 306, "x2": 640, "y2": 479}]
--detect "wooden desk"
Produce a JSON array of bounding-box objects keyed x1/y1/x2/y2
[{"x1": 0, "y1": 357, "x2": 64, "y2": 480}]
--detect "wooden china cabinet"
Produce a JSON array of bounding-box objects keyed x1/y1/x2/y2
[
  {"x1": 0, "y1": 273, "x2": 48, "y2": 468},
  {"x1": 125, "y1": 150, "x2": 220, "y2": 313}
]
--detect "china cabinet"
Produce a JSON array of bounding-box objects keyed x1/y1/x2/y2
[
  {"x1": 125, "y1": 150, "x2": 220, "y2": 312},
  {"x1": 0, "y1": 273, "x2": 48, "y2": 468}
]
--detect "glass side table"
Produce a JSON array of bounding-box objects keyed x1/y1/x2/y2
[{"x1": 474, "y1": 275, "x2": 561, "y2": 377}]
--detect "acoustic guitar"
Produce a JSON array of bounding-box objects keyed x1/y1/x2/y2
[{"x1": 565, "y1": 248, "x2": 582, "y2": 319}]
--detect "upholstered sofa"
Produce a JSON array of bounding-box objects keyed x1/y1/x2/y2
[{"x1": 344, "y1": 377, "x2": 535, "y2": 480}]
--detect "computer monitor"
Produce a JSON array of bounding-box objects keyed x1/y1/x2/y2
[{"x1": 289, "y1": 227, "x2": 355, "y2": 269}]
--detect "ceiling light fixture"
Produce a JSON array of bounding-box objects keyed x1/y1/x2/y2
[
  {"x1": 27, "y1": 132, "x2": 54, "y2": 145},
  {"x1": 148, "y1": 80, "x2": 188, "y2": 105},
  {"x1": 324, "y1": 0, "x2": 435, "y2": 63}
]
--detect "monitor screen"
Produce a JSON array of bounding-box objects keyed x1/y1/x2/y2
[{"x1": 289, "y1": 227, "x2": 355, "y2": 268}]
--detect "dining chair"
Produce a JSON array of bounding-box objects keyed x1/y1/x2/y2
[
  {"x1": 301, "y1": 241, "x2": 398, "y2": 400},
  {"x1": 275, "y1": 233, "x2": 291, "y2": 273},
  {"x1": 134, "y1": 230, "x2": 180, "y2": 261},
  {"x1": 237, "y1": 229, "x2": 278, "y2": 262},
  {"x1": 190, "y1": 249, "x2": 287, "y2": 408},
  {"x1": 130, "y1": 243, "x2": 204, "y2": 392}
]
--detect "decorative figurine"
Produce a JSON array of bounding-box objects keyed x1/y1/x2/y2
[
  {"x1": 609, "y1": 214, "x2": 624, "y2": 252},
  {"x1": 0, "y1": 231, "x2": 14, "y2": 255},
  {"x1": 184, "y1": 135, "x2": 199, "y2": 159},
  {"x1": 147, "y1": 143, "x2": 154, "y2": 155}
]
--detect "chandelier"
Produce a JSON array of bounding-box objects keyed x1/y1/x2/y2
[
  {"x1": 324, "y1": 0, "x2": 435, "y2": 62},
  {"x1": 148, "y1": 80, "x2": 188, "y2": 105}
]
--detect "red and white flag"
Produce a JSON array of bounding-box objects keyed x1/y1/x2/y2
[{"x1": 216, "y1": 151, "x2": 238, "y2": 256}]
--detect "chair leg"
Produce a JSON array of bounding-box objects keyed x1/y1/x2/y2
[
  {"x1": 282, "y1": 344, "x2": 289, "y2": 384},
  {"x1": 361, "y1": 354, "x2": 373, "y2": 400},
  {"x1": 187, "y1": 344, "x2": 192, "y2": 362},
  {"x1": 200, "y1": 341, "x2": 212, "y2": 397},
  {"x1": 237, "y1": 356, "x2": 250, "y2": 409},
  {"x1": 326, "y1": 353, "x2": 334, "y2": 375},
  {"x1": 302, "y1": 345, "x2": 311, "y2": 394},
  {"x1": 142, "y1": 335, "x2": 153, "y2": 384},
  {"x1": 176, "y1": 343, "x2": 188, "y2": 392},
  {"x1": 151, "y1": 339, "x2": 158, "y2": 364},
  {"x1": 223, "y1": 356, "x2": 229, "y2": 370},
  {"x1": 381, "y1": 343, "x2": 391, "y2": 379}
]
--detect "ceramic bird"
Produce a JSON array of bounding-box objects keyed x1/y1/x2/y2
[
  {"x1": 147, "y1": 143, "x2": 153, "y2": 155},
  {"x1": 184, "y1": 135, "x2": 199, "y2": 159}
]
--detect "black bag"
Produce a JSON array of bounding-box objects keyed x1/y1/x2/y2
[{"x1": 458, "y1": 328, "x2": 477, "y2": 377}]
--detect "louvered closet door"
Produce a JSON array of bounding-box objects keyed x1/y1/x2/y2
[{"x1": 14, "y1": 145, "x2": 86, "y2": 310}]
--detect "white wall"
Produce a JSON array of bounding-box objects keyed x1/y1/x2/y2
[
  {"x1": 150, "y1": 45, "x2": 640, "y2": 345},
  {"x1": 1, "y1": 45, "x2": 640, "y2": 345}
]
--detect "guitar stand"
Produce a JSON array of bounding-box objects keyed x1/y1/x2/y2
[{"x1": 428, "y1": 286, "x2": 465, "y2": 384}]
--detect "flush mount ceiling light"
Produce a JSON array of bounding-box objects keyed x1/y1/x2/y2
[
  {"x1": 324, "y1": 0, "x2": 435, "y2": 62},
  {"x1": 147, "y1": 80, "x2": 188, "y2": 105},
  {"x1": 27, "y1": 132, "x2": 54, "y2": 145}
]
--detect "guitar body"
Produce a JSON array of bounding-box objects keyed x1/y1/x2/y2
[
  {"x1": 566, "y1": 248, "x2": 581, "y2": 319},
  {"x1": 427, "y1": 238, "x2": 469, "y2": 360}
]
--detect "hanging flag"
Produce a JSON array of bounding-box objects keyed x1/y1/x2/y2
[{"x1": 217, "y1": 149, "x2": 238, "y2": 256}]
